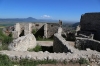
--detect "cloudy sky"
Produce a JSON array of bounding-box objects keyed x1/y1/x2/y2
[{"x1": 0, "y1": 0, "x2": 100, "y2": 22}]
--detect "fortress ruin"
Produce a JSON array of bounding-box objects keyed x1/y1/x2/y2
[
  {"x1": 75, "y1": 12, "x2": 100, "y2": 52},
  {"x1": 12, "y1": 21, "x2": 62, "y2": 39}
]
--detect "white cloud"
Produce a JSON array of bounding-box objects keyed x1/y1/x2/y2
[{"x1": 41, "y1": 15, "x2": 51, "y2": 18}]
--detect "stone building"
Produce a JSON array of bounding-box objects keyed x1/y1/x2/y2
[
  {"x1": 75, "y1": 12, "x2": 100, "y2": 51},
  {"x1": 12, "y1": 22, "x2": 62, "y2": 39},
  {"x1": 77, "y1": 12, "x2": 100, "y2": 41}
]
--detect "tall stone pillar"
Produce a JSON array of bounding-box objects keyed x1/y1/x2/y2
[
  {"x1": 14, "y1": 23, "x2": 20, "y2": 38},
  {"x1": 44, "y1": 23, "x2": 47, "y2": 38},
  {"x1": 29, "y1": 23, "x2": 32, "y2": 34}
]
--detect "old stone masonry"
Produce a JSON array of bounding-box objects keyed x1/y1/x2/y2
[
  {"x1": 12, "y1": 22, "x2": 62, "y2": 39},
  {"x1": 1, "y1": 13, "x2": 100, "y2": 66}
]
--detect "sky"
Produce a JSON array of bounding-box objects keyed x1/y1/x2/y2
[{"x1": 0, "y1": 0, "x2": 100, "y2": 22}]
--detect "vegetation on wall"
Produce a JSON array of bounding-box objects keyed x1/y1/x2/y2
[
  {"x1": 0, "y1": 28, "x2": 13, "y2": 50},
  {"x1": 32, "y1": 29, "x2": 37, "y2": 35}
]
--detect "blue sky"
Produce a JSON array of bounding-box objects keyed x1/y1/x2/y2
[{"x1": 0, "y1": 0, "x2": 100, "y2": 22}]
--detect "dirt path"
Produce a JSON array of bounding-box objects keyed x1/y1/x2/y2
[
  {"x1": 37, "y1": 41, "x2": 75, "y2": 47},
  {"x1": 37, "y1": 41, "x2": 53, "y2": 46}
]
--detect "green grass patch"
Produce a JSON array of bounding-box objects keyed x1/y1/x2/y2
[
  {"x1": 18, "y1": 59, "x2": 57, "y2": 66},
  {"x1": 28, "y1": 45, "x2": 42, "y2": 52},
  {"x1": 0, "y1": 54, "x2": 91, "y2": 66},
  {"x1": 78, "y1": 58, "x2": 89, "y2": 65},
  {"x1": 36, "y1": 36, "x2": 53, "y2": 41},
  {"x1": 0, "y1": 54, "x2": 13, "y2": 66},
  {"x1": 0, "y1": 29, "x2": 13, "y2": 50},
  {"x1": 0, "y1": 54, "x2": 57, "y2": 66}
]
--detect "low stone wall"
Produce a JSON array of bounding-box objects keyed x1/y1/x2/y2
[
  {"x1": 1, "y1": 50, "x2": 100, "y2": 65},
  {"x1": 75, "y1": 37, "x2": 100, "y2": 52},
  {"x1": 53, "y1": 33, "x2": 78, "y2": 53}
]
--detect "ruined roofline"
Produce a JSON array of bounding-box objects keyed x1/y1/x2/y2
[
  {"x1": 82, "y1": 12, "x2": 100, "y2": 15},
  {"x1": 15, "y1": 22, "x2": 59, "y2": 24}
]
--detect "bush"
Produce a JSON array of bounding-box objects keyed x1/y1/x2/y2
[
  {"x1": 0, "y1": 54, "x2": 13, "y2": 66},
  {"x1": 0, "y1": 29, "x2": 13, "y2": 50},
  {"x1": 32, "y1": 29, "x2": 36, "y2": 34},
  {"x1": 78, "y1": 58, "x2": 89, "y2": 64}
]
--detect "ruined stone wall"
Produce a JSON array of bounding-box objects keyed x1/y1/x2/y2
[
  {"x1": 53, "y1": 33, "x2": 78, "y2": 53},
  {"x1": 12, "y1": 22, "x2": 60, "y2": 39},
  {"x1": 75, "y1": 37, "x2": 100, "y2": 52},
  {"x1": 80, "y1": 13, "x2": 100, "y2": 31},
  {"x1": 32, "y1": 23, "x2": 45, "y2": 30},
  {"x1": 79, "y1": 13, "x2": 100, "y2": 40},
  {"x1": 47, "y1": 23, "x2": 59, "y2": 38}
]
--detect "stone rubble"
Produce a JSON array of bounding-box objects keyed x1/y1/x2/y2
[
  {"x1": 8, "y1": 34, "x2": 37, "y2": 51},
  {"x1": 0, "y1": 50, "x2": 100, "y2": 65}
]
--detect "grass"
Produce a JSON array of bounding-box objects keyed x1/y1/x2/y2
[
  {"x1": 18, "y1": 59, "x2": 57, "y2": 66},
  {"x1": 0, "y1": 44, "x2": 9, "y2": 50},
  {"x1": 0, "y1": 54, "x2": 57, "y2": 66},
  {"x1": 36, "y1": 36, "x2": 53, "y2": 41},
  {"x1": 78, "y1": 58, "x2": 89, "y2": 65},
  {"x1": 0, "y1": 28, "x2": 13, "y2": 50},
  {"x1": 28, "y1": 45, "x2": 42, "y2": 52},
  {"x1": 0, "y1": 54, "x2": 91, "y2": 66},
  {"x1": 0, "y1": 54, "x2": 13, "y2": 66}
]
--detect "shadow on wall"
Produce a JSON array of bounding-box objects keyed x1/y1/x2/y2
[
  {"x1": 34, "y1": 26, "x2": 44, "y2": 38},
  {"x1": 41, "y1": 46, "x2": 54, "y2": 53},
  {"x1": 19, "y1": 30, "x2": 25, "y2": 37}
]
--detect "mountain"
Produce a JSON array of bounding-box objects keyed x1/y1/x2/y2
[
  {"x1": 0, "y1": 17, "x2": 60, "y2": 23},
  {"x1": 0, "y1": 17, "x2": 78, "y2": 24},
  {"x1": 0, "y1": 17, "x2": 37, "y2": 22}
]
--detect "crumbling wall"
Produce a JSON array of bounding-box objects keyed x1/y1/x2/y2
[
  {"x1": 75, "y1": 37, "x2": 100, "y2": 52},
  {"x1": 12, "y1": 22, "x2": 60, "y2": 39},
  {"x1": 53, "y1": 33, "x2": 78, "y2": 53},
  {"x1": 80, "y1": 13, "x2": 100, "y2": 31},
  {"x1": 80, "y1": 12, "x2": 100, "y2": 40},
  {"x1": 47, "y1": 23, "x2": 59, "y2": 38},
  {"x1": 75, "y1": 12, "x2": 100, "y2": 51}
]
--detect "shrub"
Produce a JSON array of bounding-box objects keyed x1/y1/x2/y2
[
  {"x1": 0, "y1": 29, "x2": 13, "y2": 50},
  {"x1": 0, "y1": 54, "x2": 13, "y2": 66},
  {"x1": 78, "y1": 58, "x2": 89, "y2": 64},
  {"x1": 32, "y1": 29, "x2": 36, "y2": 34}
]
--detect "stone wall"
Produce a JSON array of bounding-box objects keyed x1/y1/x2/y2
[
  {"x1": 47, "y1": 23, "x2": 59, "y2": 38},
  {"x1": 80, "y1": 12, "x2": 100, "y2": 40},
  {"x1": 12, "y1": 22, "x2": 60, "y2": 39},
  {"x1": 80, "y1": 12, "x2": 100, "y2": 31},
  {"x1": 75, "y1": 37, "x2": 100, "y2": 52},
  {"x1": 53, "y1": 33, "x2": 78, "y2": 53}
]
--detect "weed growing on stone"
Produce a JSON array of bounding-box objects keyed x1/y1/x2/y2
[
  {"x1": 78, "y1": 58, "x2": 89, "y2": 65},
  {"x1": 32, "y1": 29, "x2": 37, "y2": 35}
]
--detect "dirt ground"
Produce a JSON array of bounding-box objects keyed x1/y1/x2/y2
[{"x1": 37, "y1": 41, "x2": 75, "y2": 47}]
